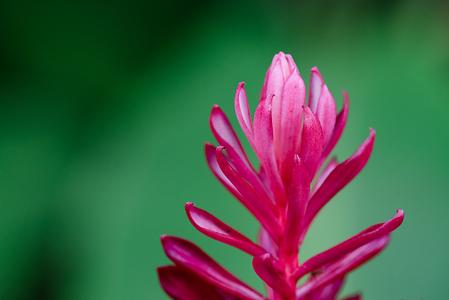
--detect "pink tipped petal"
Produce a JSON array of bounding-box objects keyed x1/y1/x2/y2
[
  {"x1": 210, "y1": 105, "x2": 250, "y2": 165},
  {"x1": 253, "y1": 253, "x2": 293, "y2": 296},
  {"x1": 322, "y1": 92, "x2": 349, "y2": 159},
  {"x1": 282, "y1": 156, "x2": 310, "y2": 265},
  {"x1": 205, "y1": 143, "x2": 242, "y2": 200},
  {"x1": 295, "y1": 209, "x2": 404, "y2": 279},
  {"x1": 275, "y1": 70, "x2": 305, "y2": 179},
  {"x1": 308, "y1": 67, "x2": 324, "y2": 112},
  {"x1": 158, "y1": 266, "x2": 224, "y2": 300},
  {"x1": 300, "y1": 107, "x2": 325, "y2": 177},
  {"x1": 215, "y1": 147, "x2": 280, "y2": 238},
  {"x1": 185, "y1": 202, "x2": 265, "y2": 256},
  {"x1": 161, "y1": 236, "x2": 264, "y2": 300},
  {"x1": 303, "y1": 129, "x2": 376, "y2": 230},
  {"x1": 234, "y1": 82, "x2": 254, "y2": 146},
  {"x1": 315, "y1": 84, "x2": 337, "y2": 145},
  {"x1": 296, "y1": 236, "x2": 390, "y2": 299},
  {"x1": 253, "y1": 102, "x2": 286, "y2": 206},
  {"x1": 314, "y1": 157, "x2": 338, "y2": 193}
]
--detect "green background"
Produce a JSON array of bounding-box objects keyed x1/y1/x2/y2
[{"x1": 0, "y1": 0, "x2": 448, "y2": 299}]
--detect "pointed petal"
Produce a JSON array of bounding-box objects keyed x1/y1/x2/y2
[
  {"x1": 252, "y1": 253, "x2": 292, "y2": 296},
  {"x1": 258, "y1": 227, "x2": 278, "y2": 257},
  {"x1": 296, "y1": 209, "x2": 404, "y2": 279},
  {"x1": 210, "y1": 105, "x2": 250, "y2": 165},
  {"x1": 215, "y1": 147, "x2": 280, "y2": 238},
  {"x1": 303, "y1": 129, "x2": 376, "y2": 230},
  {"x1": 308, "y1": 67, "x2": 324, "y2": 113},
  {"x1": 205, "y1": 143, "x2": 242, "y2": 200},
  {"x1": 296, "y1": 236, "x2": 390, "y2": 299},
  {"x1": 315, "y1": 84, "x2": 337, "y2": 145},
  {"x1": 161, "y1": 236, "x2": 264, "y2": 300},
  {"x1": 185, "y1": 202, "x2": 265, "y2": 256},
  {"x1": 313, "y1": 157, "x2": 338, "y2": 193},
  {"x1": 275, "y1": 70, "x2": 305, "y2": 179},
  {"x1": 301, "y1": 277, "x2": 344, "y2": 300},
  {"x1": 300, "y1": 107, "x2": 325, "y2": 177},
  {"x1": 234, "y1": 82, "x2": 254, "y2": 146},
  {"x1": 322, "y1": 92, "x2": 349, "y2": 159},
  {"x1": 157, "y1": 266, "x2": 224, "y2": 300},
  {"x1": 282, "y1": 156, "x2": 310, "y2": 264}
]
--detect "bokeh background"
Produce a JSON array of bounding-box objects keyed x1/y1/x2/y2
[{"x1": 1, "y1": 0, "x2": 448, "y2": 299}]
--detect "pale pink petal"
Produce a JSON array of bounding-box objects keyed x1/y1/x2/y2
[
  {"x1": 315, "y1": 84, "x2": 337, "y2": 145},
  {"x1": 275, "y1": 70, "x2": 305, "y2": 179},
  {"x1": 234, "y1": 82, "x2": 254, "y2": 146},
  {"x1": 308, "y1": 67, "x2": 324, "y2": 112},
  {"x1": 161, "y1": 236, "x2": 264, "y2": 300},
  {"x1": 185, "y1": 202, "x2": 265, "y2": 256}
]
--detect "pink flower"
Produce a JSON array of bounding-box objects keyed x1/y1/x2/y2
[{"x1": 158, "y1": 52, "x2": 404, "y2": 300}]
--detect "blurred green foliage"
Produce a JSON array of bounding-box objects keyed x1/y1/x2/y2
[{"x1": 0, "y1": 0, "x2": 448, "y2": 299}]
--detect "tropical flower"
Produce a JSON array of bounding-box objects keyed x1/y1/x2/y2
[{"x1": 157, "y1": 52, "x2": 404, "y2": 300}]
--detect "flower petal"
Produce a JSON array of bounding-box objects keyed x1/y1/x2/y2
[
  {"x1": 185, "y1": 202, "x2": 265, "y2": 256},
  {"x1": 296, "y1": 236, "x2": 390, "y2": 299},
  {"x1": 210, "y1": 105, "x2": 250, "y2": 165},
  {"x1": 282, "y1": 156, "x2": 310, "y2": 264},
  {"x1": 252, "y1": 253, "x2": 293, "y2": 297},
  {"x1": 205, "y1": 143, "x2": 242, "y2": 200},
  {"x1": 301, "y1": 277, "x2": 344, "y2": 300},
  {"x1": 322, "y1": 92, "x2": 349, "y2": 159},
  {"x1": 300, "y1": 107, "x2": 325, "y2": 177},
  {"x1": 234, "y1": 82, "x2": 254, "y2": 147},
  {"x1": 275, "y1": 69, "x2": 305, "y2": 179},
  {"x1": 161, "y1": 235, "x2": 264, "y2": 300},
  {"x1": 315, "y1": 84, "x2": 337, "y2": 145},
  {"x1": 303, "y1": 129, "x2": 376, "y2": 230},
  {"x1": 254, "y1": 62, "x2": 286, "y2": 206},
  {"x1": 308, "y1": 67, "x2": 324, "y2": 113},
  {"x1": 313, "y1": 157, "x2": 338, "y2": 193},
  {"x1": 215, "y1": 146, "x2": 280, "y2": 238},
  {"x1": 295, "y1": 209, "x2": 404, "y2": 279},
  {"x1": 158, "y1": 265, "x2": 224, "y2": 300}
]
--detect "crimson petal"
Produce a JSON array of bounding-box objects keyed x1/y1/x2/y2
[
  {"x1": 158, "y1": 265, "x2": 225, "y2": 300},
  {"x1": 300, "y1": 107, "x2": 325, "y2": 177},
  {"x1": 185, "y1": 202, "x2": 265, "y2": 256},
  {"x1": 161, "y1": 235, "x2": 264, "y2": 300},
  {"x1": 296, "y1": 236, "x2": 390, "y2": 298},
  {"x1": 215, "y1": 146, "x2": 280, "y2": 239},
  {"x1": 295, "y1": 209, "x2": 404, "y2": 279},
  {"x1": 303, "y1": 129, "x2": 376, "y2": 231},
  {"x1": 253, "y1": 253, "x2": 293, "y2": 297},
  {"x1": 322, "y1": 92, "x2": 349, "y2": 160}
]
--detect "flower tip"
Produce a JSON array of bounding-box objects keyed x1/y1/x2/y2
[
  {"x1": 185, "y1": 202, "x2": 194, "y2": 208},
  {"x1": 368, "y1": 128, "x2": 377, "y2": 138}
]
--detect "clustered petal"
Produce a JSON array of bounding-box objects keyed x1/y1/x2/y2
[{"x1": 158, "y1": 52, "x2": 404, "y2": 300}]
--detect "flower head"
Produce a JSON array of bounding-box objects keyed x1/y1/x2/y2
[{"x1": 158, "y1": 52, "x2": 404, "y2": 300}]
